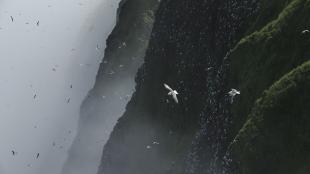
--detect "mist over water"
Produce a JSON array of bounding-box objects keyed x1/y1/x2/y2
[{"x1": 0, "y1": 0, "x2": 119, "y2": 174}]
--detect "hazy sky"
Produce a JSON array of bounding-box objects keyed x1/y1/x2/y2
[{"x1": 0, "y1": 0, "x2": 119, "y2": 173}]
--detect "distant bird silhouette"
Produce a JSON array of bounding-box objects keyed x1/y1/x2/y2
[
  {"x1": 67, "y1": 98, "x2": 71, "y2": 103},
  {"x1": 70, "y1": 85, "x2": 73, "y2": 89},
  {"x1": 12, "y1": 150, "x2": 16, "y2": 156},
  {"x1": 10, "y1": 16, "x2": 14, "y2": 22},
  {"x1": 164, "y1": 83, "x2": 179, "y2": 103},
  {"x1": 36, "y1": 20, "x2": 40, "y2": 26},
  {"x1": 33, "y1": 94, "x2": 37, "y2": 99},
  {"x1": 108, "y1": 70, "x2": 115, "y2": 75},
  {"x1": 36, "y1": 153, "x2": 39, "y2": 159},
  {"x1": 228, "y1": 89, "x2": 240, "y2": 103}
]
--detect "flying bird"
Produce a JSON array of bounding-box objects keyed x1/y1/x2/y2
[
  {"x1": 36, "y1": 20, "x2": 40, "y2": 26},
  {"x1": 153, "y1": 141, "x2": 160, "y2": 145},
  {"x1": 10, "y1": 16, "x2": 14, "y2": 22},
  {"x1": 12, "y1": 150, "x2": 16, "y2": 156},
  {"x1": 164, "y1": 83, "x2": 179, "y2": 103},
  {"x1": 70, "y1": 85, "x2": 73, "y2": 89},
  {"x1": 228, "y1": 88, "x2": 240, "y2": 103},
  {"x1": 33, "y1": 94, "x2": 37, "y2": 99},
  {"x1": 36, "y1": 153, "x2": 39, "y2": 159},
  {"x1": 67, "y1": 98, "x2": 71, "y2": 103},
  {"x1": 302, "y1": 29, "x2": 309, "y2": 34}
]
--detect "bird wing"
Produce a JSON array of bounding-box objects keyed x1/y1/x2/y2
[
  {"x1": 164, "y1": 83, "x2": 173, "y2": 91},
  {"x1": 172, "y1": 93, "x2": 178, "y2": 103}
]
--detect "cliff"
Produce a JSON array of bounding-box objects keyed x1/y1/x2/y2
[
  {"x1": 98, "y1": 0, "x2": 310, "y2": 174},
  {"x1": 62, "y1": 0, "x2": 158, "y2": 173}
]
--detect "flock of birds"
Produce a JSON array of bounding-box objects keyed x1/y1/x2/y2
[
  {"x1": 9, "y1": 15, "x2": 40, "y2": 26},
  {"x1": 164, "y1": 83, "x2": 240, "y2": 104},
  {"x1": 162, "y1": 28, "x2": 310, "y2": 104}
]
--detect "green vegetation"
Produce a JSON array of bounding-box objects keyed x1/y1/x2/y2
[
  {"x1": 230, "y1": 61, "x2": 310, "y2": 174},
  {"x1": 227, "y1": 0, "x2": 310, "y2": 173},
  {"x1": 228, "y1": 0, "x2": 310, "y2": 136}
]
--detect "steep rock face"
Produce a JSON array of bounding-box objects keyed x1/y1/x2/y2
[
  {"x1": 229, "y1": 61, "x2": 310, "y2": 174},
  {"x1": 62, "y1": 0, "x2": 158, "y2": 173},
  {"x1": 228, "y1": 0, "x2": 310, "y2": 137},
  {"x1": 99, "y1": 0, "x2": 259, "y2": 174},
  {"x1": 98, "y1": 0, "x2": 310, "y2": 174},
  {"x1": 226, "y1": 0, "x2": 310, "y2": 173}
]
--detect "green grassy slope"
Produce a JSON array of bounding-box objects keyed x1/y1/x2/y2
[
  {"x1": 228, "y1": 0, "x2": 310, "y2": 135},
  {"x1": 227, "y1": 0, "x2": 310, "y2": 173},
  {"x1": 230, "y1": 61, "x2": 310, "y2": 174}
]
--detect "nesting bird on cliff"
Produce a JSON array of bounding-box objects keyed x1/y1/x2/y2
[
  {"x1": 228, "y1": 89, "x2": 240, "y2": 103},
  {"x1": 164, "y1": 83, "x2": 179, "y2": 104}
]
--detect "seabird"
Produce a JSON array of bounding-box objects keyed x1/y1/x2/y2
[
  {"x1": 302, "y1": 29, "x2": 309, "y2": 34},
  {"x1": 67, "y1": 98, "x2": 71, "y2": 103},
  {"x1": 228, "y1": 89, "x2": 240, "y2": 103},
  {"x1": 36, "y1": 20, "x2": 40, "y2": 26},
  {"x1": 70, "y1": 85, "x2": 73, "y2": 89},
  {"x1": 36, "y1": 153, "x2": 39, "y2": 159},
  {"x1": 10, "y1": 16, "x2": 14, "y2": 22},
  {"x1": 164, "y1": 83, "x2": 179, "y2": 103},
  {"x1": 33, "y1": 94, "x2": 37, "y2": 99},
  {"x1": 12, "y1": 150, "x2": 16, "y2": 156},
  {"x1": 108, "y1": 70, "x2": 115, "y2": 75},
  {"x1": 153, "y1": 141, "x2": 160, "y2": 145}
]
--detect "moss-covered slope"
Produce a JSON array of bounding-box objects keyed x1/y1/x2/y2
[
  {"x1": 226, "y1": 0, "x2": 310, "y2": 173},
  {"x1": 228, "y1": 0, "x2": 310, "y2": 137},
  {"x1": 229, "y1": 61, "x2": 310, "y2": 174}
]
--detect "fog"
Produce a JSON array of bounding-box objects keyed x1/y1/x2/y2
[{"x1": 0, "y1": 0, "x2": 120, "y2": 174}]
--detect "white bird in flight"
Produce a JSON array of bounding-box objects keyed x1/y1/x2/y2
[
  {"x1": 164, "y1": 83, "x2": 179, "y2": 103},
  {"x1": 228, "y1": 88, "x2": 240, "y2": 103},
  {"x1": 302, "y1": 29, "x2": 309, "y2": 34}
]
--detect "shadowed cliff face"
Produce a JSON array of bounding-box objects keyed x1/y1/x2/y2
[
  {"x1": 226, "y1": 0, "x2": 310, "y2": 174},
  {"x1": 98, "y1": 0, "x2": 310, "y2": 174},
  {"x1": 61, "y1": 0, "x2": 158, "y2": 174},
  {"x1": 99, "y1": 0, "x2": 259, "y2": 174}
]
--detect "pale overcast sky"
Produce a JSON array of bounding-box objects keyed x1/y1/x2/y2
[{"x1": 0, "y1": 0, "x2": 119, "y2": 173}]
